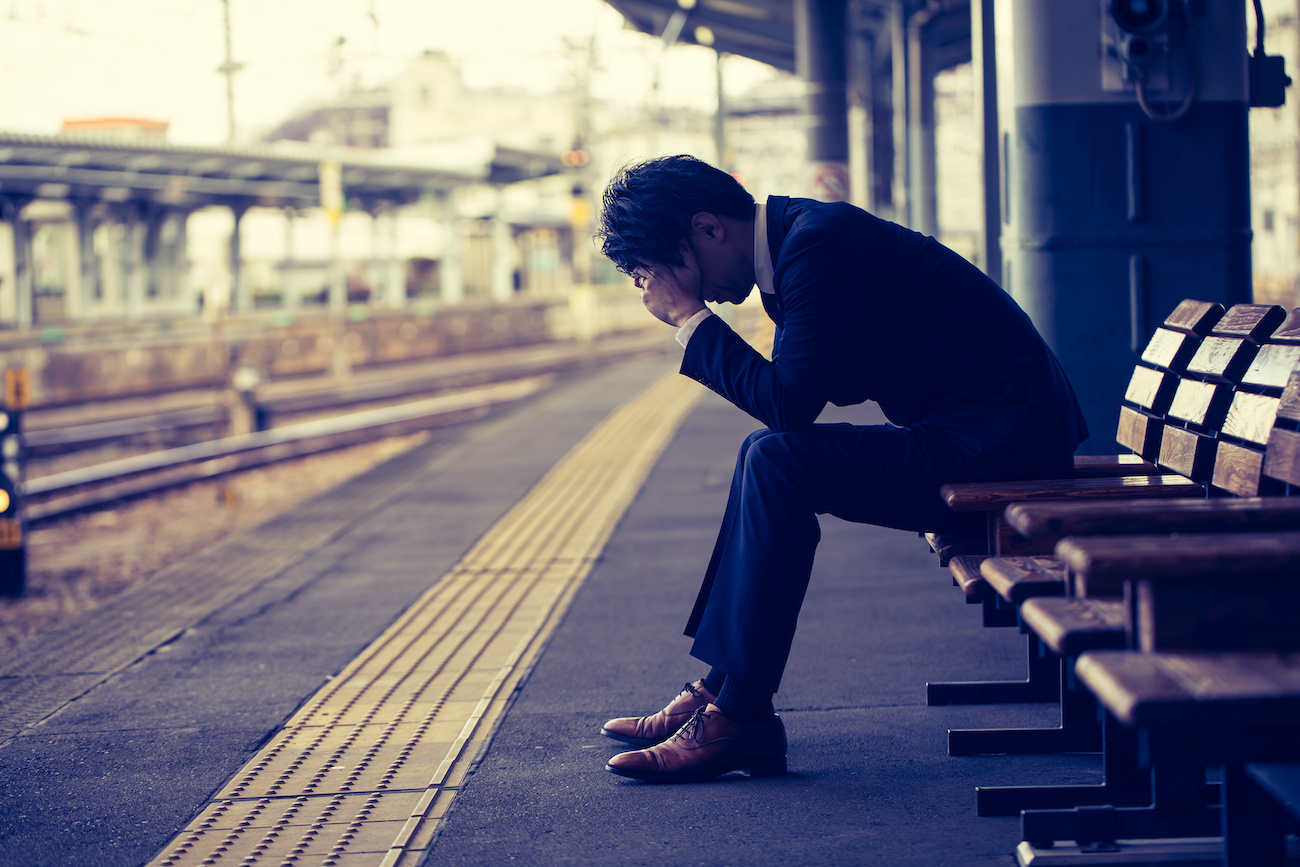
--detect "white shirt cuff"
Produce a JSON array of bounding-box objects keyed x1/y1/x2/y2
[{"x1": 674, "y1": 308, "x2": 714, "y2": 348}]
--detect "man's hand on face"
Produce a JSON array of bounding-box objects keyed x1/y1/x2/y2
[{"x1": 634, "y1": 246, "x2": 708, "y2": 327}]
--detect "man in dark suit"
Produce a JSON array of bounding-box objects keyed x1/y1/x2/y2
[{"x1": 595, "y1": 155, "x2": 1088, "y2": 783}]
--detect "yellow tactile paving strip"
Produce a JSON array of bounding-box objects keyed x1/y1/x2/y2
[{"x1": 148, "y1": 369, "x2": 705, "y2": 867}]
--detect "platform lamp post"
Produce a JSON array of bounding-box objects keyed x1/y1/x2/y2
[{"x1": 0, "y1": 367, "x2": 28, "y2": 597}]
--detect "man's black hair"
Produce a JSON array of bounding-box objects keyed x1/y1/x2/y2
[{"x1": 596, "y1": 154, "x2": 756, "y2": 275}]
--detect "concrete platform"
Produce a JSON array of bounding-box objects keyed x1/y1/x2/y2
[{"x1": 0, "y1": 352, "x2": 1110, "y2": 866}]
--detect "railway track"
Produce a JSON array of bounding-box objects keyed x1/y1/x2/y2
[{"x1": 19, "y1": 329, "x2": 676, "y2": 524}]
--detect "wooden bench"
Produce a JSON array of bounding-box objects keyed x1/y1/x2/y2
[
  {"x1": 1014, "y1": 530, "x2": 1300, "y2": 856},
  {"x1": 984, "y1": 319, "x2": 1300, "y2": 621},
  {"x1": 926, "y1": 302, "x2": 1288, "y2": 709},
  {"x1": 963, "y1": 363, "x2": 1300, "y2": 814}
]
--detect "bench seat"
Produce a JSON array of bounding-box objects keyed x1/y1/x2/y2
[
  {"x1": 1055, "y1": 530, "x2": 1300, "y2": 597},
  {"x1": 1019, "y1": 597, "x2": 1127, "y2": 657},
  {"x1": 978, "y1": 556, "x2": 1066, "y2": 605},
  {"x1": 1077, "y1": 649, "x2": 1300, "y2": 730},
  {"x1": 940, "y1": 473, "x2": 1203, "y2": 512},
  {"x1": 947, "y1": 554, "x2": 992, "y2": 600}
]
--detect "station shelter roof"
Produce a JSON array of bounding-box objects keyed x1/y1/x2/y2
[
  {"x1": 0, "y1": 131, "x2": 565, "y2": 213},
  {"x1": 600, "y1": 0, "x2": 969, "y2": 74}
]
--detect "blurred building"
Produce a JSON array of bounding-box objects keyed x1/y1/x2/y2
[
  {"x1": 1250, "y1": 0, "x2": 1300, "y2": 309},
  {"x1": 60, "y1": 117, "x2": 171, "y2": 143}
]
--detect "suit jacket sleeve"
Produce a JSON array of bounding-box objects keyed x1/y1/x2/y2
[
  {"x1": 678, "y1": 217, "x2": 874, "y2": 432},
  {"x1": 679, "y1": 314, "x2": 826, "y2": 431}
]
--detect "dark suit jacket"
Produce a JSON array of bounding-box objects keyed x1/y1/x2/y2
[{"x1": 679, "y1": 196, "x2": 1088, "y2": 479}]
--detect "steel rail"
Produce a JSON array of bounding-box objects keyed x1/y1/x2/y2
[
  {"x1": 22, "y1": 376, "x2": 554, "y2": 524},
  {"x1": 22, "y1": 329, "x2": 668, "y2": 456}
]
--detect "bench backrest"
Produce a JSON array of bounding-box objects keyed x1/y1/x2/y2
[
  {"x1": 1261, "y1": 365, "x2": 1300, "y2": 492},
  {"x1": 1213, "y1": 310, "x2": 1300, "y2": 496},
  {"x1": 1117, "y1": 301, "x2": 1291, "y2": 487},
  {"x1": 1116, "y1": 299, "x2": 1224, "y2": 462}
]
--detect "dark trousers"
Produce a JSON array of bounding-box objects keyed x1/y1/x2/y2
[{"x1": 685, "y1": 423, "x2": 996, "y2": 694}]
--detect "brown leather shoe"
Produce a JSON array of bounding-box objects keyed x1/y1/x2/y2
[
  {"x1": 601, "y1": 681, "x2": 716, "y2": 747},
  {"x1": 605, "y1": 704, "x2": 787, "y2": 783}
]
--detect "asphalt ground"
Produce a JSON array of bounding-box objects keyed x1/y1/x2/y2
[
  {"x1": 422, "y1": 374, "x2": 1097, "y2": 867},
  {"x1": 0, "y1": 352, "x2": 1105, "y2": 866}
]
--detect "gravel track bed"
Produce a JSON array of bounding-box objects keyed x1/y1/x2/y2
[{"x1": 0, "y1": 432, "x2": 430, "y2": 653}]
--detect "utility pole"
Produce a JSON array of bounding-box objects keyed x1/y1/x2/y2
[{"x1": 218, "y1": 0, "x2": 244, "y2": 145}]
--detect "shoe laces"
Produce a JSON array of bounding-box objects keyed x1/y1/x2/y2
[
  {"x1": 682, "y1": 682, "x2": 702, "y2": 699},
  {"x1": 673, "y1": 706, "x2": 710, "y2": 743}
]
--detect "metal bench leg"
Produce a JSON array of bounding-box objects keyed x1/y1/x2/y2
[
  {"x1": 927, "y1": 631, "x2": 1060, "y2": 706},
  {"x1": 977, "y1": 708, "x2": 1147, "y2": 816},
  {"x1": 1019, "y1": 759, "x2": 1220, "y2": 846},
  {"x1": 949, "y1": 655, "x2": 1102, "y2": 756}
]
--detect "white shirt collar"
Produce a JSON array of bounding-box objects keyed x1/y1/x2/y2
[{"x1": 754, "y1": 202, "x2": 775, "y2": 295}]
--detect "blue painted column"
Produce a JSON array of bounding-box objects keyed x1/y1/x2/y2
[{"x1": 1006, "y1": 1, "x2": 1250, "y2": 453}]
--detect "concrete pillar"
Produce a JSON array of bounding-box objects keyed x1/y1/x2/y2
[
  {"x1": 0, "y1": 198, "x2": 34, "y2": 329},
  {"x1": 796, "y1": 0, "x2": 851, "y2": 201},
  {"x1": 281, "y1": 208, "x2": 300, "y2": 309},
  {"x1": 327, "y1": 213, "x2": 346, "y2": 313},
  {"x1": 490, "y1": 201, "x2": 513, "y2": 303},
  {"x1": 175, "y1": 211, "x2": 196, "y2": 313},
  {"x1": 125, "y1": 206, "x2": 146, "y2": 320},
  {"x1": 971, "y1": 0, "x2": 1002, "y2": 283},
  {"x1": 440, "y1": 192, "x2": 464, "y2": 305},
  {"x1": 72, "y1": 200, "x2": 99, "y2": 319},
  {"x1": 383, "y1": 207, "x2": 404, "y2": 308},
  {"x1": 906, "y1": 9, "x2": 939, "y2": 236},
  {"x1": 1007, "y1": 0, "x2": 1250, "y2": 453},
  {"x1": 890, "y1": 3, "x2": 909, "y2": 221},
  {"x1": 143, "y1": 207, "x2": 168, "y2": 302},
  {"x1": 229, "y1": 202, "x2": 249, "y2": 313}
]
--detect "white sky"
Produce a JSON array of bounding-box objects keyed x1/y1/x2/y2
[{"x1": 0, "y1": 0, "x2": 776, "y2": 146}]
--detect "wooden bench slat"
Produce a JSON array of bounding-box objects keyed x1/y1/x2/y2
[
  {"x1": 1075, "y1": 650, "x2": 1193, "y2": 726},
  {"x1": 1073, "y1": 454, "x2": 1160, "y2": 477},
  {"x1": 941, "y1": 474, "x2": 1202, "y2": 511},
  {"x1": 1006, "y1": 497, "x2": 1300, "y2": 540},
  {"x1": 1278, "y1": 370, "x2": 1300, "y2": 425},
  {"x1": 1115, "y1": 406, "x2": 1164, "y2": 459},
  {"x1": 1141, "y1": 327, "x2": 1202, "y2": 372},
  {"x1": 1124, "y1": 366, "x2": 1177, "y2": 413},
  {"x1": 1269, "y1": 309, "x2": 1300, "y2": 345},
  {"x1": 1158, "y1": 425, "x2": 1218, "y2": 480},
  {"x1": 1056, "y1": 531, "x2": 1300, "y2": 589},
  {"x1": 1212, "y1": 303, "x2": 1288, "y2": 342},
  {"x1": 1241, "y1": 343, "x2": 1300, "y2": 392},
  {"x1": 1167, "y1": 379, "x2": 1233, "y2": 428},
  {"x1": 1186, "y1": 336, "x2": 1259, "y2": 384},
  {"x1": 978, "y1": 556, "x2": 1066, "y2": 604},
  {"x1": 1263, "y1": 428, "x2": 1300, "y2": 487},
  {"x1": 1221, "y1": 392, "x2": 1281, "y2": 447},
  {"x1": 947, "y1": 554, "x2": 992, "y2": 599},
  {"x1": 1212, "y1": 440, "x2": 1270, "y2": 498},
  {"x1": 1020, "y1": 597, "x2": 1127, "y2": 656},
  {"x1": 1164, "y1": 299, "x2": 1225, "y2": 336},
  {"x1": 1076, "y1": 649, "x2": 1300, "y2": 727}
]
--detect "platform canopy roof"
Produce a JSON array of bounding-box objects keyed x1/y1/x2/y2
[
  {"x1": 0, "y1": 132, "x2": 565, "y2": 212},
  {"x1": 600, "y1": 0, "x2": 969, "y2": 74}
]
